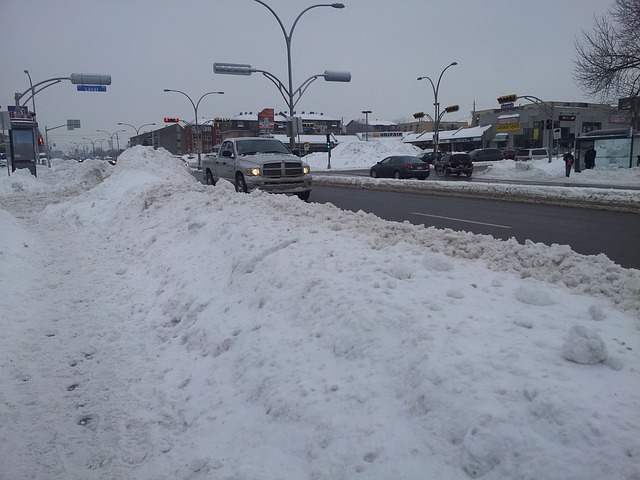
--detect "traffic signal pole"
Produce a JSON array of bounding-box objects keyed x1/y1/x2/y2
[
  {"x1": 326, "y1": 132, "x2": 331, "y2": 169},
  {"x1": 498, "y1": 93, "x2": 554, "y2": 163}
]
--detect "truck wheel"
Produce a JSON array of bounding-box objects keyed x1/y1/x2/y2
[
  {"x1": 298, "y1": 191, "x2": 311, "y2": 202},
  {"x1": 205, "y1": 170, "x2": 216, "y2": 186},
  {"x1": 235, "y1": 173, "x2": 248, "y2": 193}
]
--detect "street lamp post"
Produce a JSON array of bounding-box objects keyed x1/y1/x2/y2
[
  {"x1": 97, "y1": 129, "x2": 125, "y2": 158},
  {"x1": 362, "y1": 110, "x2": 372, "y2": 141},
  {"x1": 417, "y1": 61, "x2": 457, "y2": 155},
  {"x1": 215, "y1": 1, "x2": 348, "y2": 151},
  {"x1": 163, "y1": 89, "x2": 223, "y2": 169},
  {"x1": 83, "y1": 137, "x2": 106, "y2": 158}
]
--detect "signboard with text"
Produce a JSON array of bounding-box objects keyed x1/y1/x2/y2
[
  {"x1": 496, "y1": 122, "x2": 521, "y2": 132},
  {"x1": 77, "y1": 85, "x2": 107, "y2": 92}
]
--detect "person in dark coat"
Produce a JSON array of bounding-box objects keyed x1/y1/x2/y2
[
  {"x1": 563, "y1": 150, "x2": 574, "y2": 177},
  {"x1": 584, "y1": 145, "x2": 596, "y2": 169}
]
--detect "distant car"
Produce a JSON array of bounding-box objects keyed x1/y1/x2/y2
[
  {"x1": 515, "y1": 148, "x2": 549, "y2": 161},
  {"x1": 417, "y1": 151, "x2": 443, "y2": 165},
  {"x1": 502, "y1": 149, "x2": 516, "y2": 160},
  {"x1": 0, "y1": 153, "x2": 7, "y2": 168},
  {"x1": 468, "y1": 148, "x2": 503, "y2": 162},
  {"x1": 369, "y1": 155, "x2": 430, "y2": 180},
  {"x1": 434, "y1": 152, "x2": 473, "y2": 177}
]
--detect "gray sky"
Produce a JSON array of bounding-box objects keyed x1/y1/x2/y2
[{"x1": 1, "y1": 0, "x2": 611, "y2": 151}]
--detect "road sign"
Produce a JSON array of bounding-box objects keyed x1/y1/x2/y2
[{"x1": 76, "y1": 85, "x2": 107, "y2": 92}]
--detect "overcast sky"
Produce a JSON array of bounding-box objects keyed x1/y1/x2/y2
[{"x1": 1, "y1": 0, "x2": 611, "y2": 151}]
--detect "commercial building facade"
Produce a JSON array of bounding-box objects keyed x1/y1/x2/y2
[{"x1": 474, "y1": 102, "x2": 631, "y2": 152}]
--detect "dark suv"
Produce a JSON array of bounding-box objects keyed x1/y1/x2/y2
[
  {"x1": 468, "y1": 148, "x2": 503, "y2": 162},
  {"x1": 435, "y1": 152, "x2": 473, "y2": 177}
]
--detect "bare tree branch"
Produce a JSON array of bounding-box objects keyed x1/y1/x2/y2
[{"x1": 573, "y1": 0, "x2": 640, "y2": 110}]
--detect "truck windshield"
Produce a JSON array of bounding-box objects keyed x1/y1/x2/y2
[{"x1": 237, "y1": 139, "x2": 291, "y2": 156}]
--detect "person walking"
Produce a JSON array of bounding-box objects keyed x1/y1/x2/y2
[
  {"x1": 563, "y1": 150, "x2": 574, "y2": 177},
  {"x1": 584, "y1": 145, "x2": 596, "y2": 169}
]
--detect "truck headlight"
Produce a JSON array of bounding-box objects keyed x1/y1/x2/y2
[
  {"x1": 303, "y1": 165, "x2": 311, "y2": 175},
  {"x1": 245, "y1": 168, "x2": 261, "y2": 176}
]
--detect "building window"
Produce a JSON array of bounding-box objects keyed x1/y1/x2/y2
[{"x1": 582, "y1": 122, "x2": 602, "y2": 133}]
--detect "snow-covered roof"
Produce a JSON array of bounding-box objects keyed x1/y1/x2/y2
[{"x1": 404, "y1": 125, "x2": 492, "y2": 143}]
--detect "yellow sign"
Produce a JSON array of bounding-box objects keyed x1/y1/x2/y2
[{"x1": 496, "y1": 122, "x2": 521, "y2": 132}]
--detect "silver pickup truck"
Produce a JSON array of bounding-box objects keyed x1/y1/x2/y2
[{"x1": 202, "y1": 137, "x2": 312, "y2": 201}]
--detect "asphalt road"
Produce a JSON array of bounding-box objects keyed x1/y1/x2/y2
[
  {"x1": 191, "y1": 170, "x2": 639, "y2": 269},
  {"x1": 309, "y1": 185, "x2": 640, "y2": 270}
]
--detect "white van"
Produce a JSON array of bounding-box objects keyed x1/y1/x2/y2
[{"x1": 515, "y1": 148, "x2": 549, "y2": 161}]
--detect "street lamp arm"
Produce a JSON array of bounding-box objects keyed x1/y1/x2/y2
[
  {"x1": 195, "y1": 91, "x2": 224, "y2": 113},
  {"x1": 519, "y1": 95, "x2": 554, "y2": 117},
  {"x1": 253, "y1": 0, "x2": 289, "y2": 41},
  {"x1": 18, "y1": 80, "x2": 63, "y2": 107},
  {"x1": 164, "y1": 89, "x2": 197, "y2": 114},
  {"x1": 117, "y1": 122, "x2": 136, "y2": 132},
  {"x1": 255, "y1": 69, "x2": 292, "y2": 106},
  {"x1": 436, "y1": 62, "x2": 457, "y2": 98},
  {"x1": 417, "y1": 76, "x2": 437, "y2": 98},
  {"x1": 291, "y1": 4, "x2": 333, "y2": 39},
  {"x1": 292, "y1": 74, "x2": 325, "y2": 109}
]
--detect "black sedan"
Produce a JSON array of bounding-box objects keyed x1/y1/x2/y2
[{"x1": 369, "y1": 155, "x2": 430, "y2": 180}]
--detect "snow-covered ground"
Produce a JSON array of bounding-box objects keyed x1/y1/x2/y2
[{"x1": 1, "y1": 144, "x2": 639, "y2": 479}]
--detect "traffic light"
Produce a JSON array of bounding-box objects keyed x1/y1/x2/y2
[
  {"x1": 545, "y1": 119, "x2": 552, "y2": 129},
  {"x1": 445, "y1": 105, "x2": 460, "y2": 113},
  {"x1": 326, "y1": 133, "x2": 331, "y2": 150},
  {"x1": 214, "y1": 117, "x2": 231, "y2": 123},
  {"x1": 497, "y1": 94, "x2": 518, "y2": 104},
  {"x1": 38, "y1": 137, "x2": 44, "y2": 146},
  {"x1": 164, "y1": 117, "x2": 180, "y2": 123}
]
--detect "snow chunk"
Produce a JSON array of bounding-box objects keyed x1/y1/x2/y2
[
  {"x1": 562, "y1": 325, "x2": 608, "y2": 364},
  {"x1": 515, "y1": 283, "x2": 555, "y2": 306}
]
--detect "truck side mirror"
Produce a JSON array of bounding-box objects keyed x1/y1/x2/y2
[{"x1": 222, "y1": 150, "x2": 232, "y2": 158}]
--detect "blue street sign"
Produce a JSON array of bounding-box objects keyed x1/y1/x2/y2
[
  {"x1": 500, "y1": 103, "x2": 514, "y2": 109},
  {"x1": 77, "y1": 85, "x2": 107, "y2": 92}
]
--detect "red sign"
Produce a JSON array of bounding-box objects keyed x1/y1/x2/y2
[{"x1": 258, "y1": 108, "x2": 274, "y2": 134}]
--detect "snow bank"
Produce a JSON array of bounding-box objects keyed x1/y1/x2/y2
[{"x1": 1, "y1": 146, "x2": 639, "y2": 479}]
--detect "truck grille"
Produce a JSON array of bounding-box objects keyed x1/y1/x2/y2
[{"x1": 263, "y1": 161, "x2": 304, "y2": 178}]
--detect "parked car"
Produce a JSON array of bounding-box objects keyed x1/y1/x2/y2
[
  {"x1": 369, "y1": 155, "x2": 430, "y2": 180},
  {"x1": 417, "y1": 150, "x2": 443, "y2": 165},
  {"x1": 502, "y1": 149, "x2": 516, "y2": 160},
  {"x1": 434, "y1": 152, "x2": 474, "y2": 177},
  {"x1": 515, "y1": 148, "x2": 549, "y2": 161},
  {"x1": 468, "y1": 148, "x2": 503, "y2": 162}
]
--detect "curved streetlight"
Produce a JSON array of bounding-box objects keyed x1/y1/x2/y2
[
  {"x1": 117, "y1": 122, "x2": 156, "y2": 135},
  {"x1": 83, "y1": 137, "x2": 106, "y2": 158},
  {"x1": 417, "y1": 61, "x2": 457, "y2": 155},
  {"x1": 163, "y1": 89, "x2": 224, "y2": 168},
  {"x1": 217, "y1": 1, "x2": 347, "y2": 150},
  {"x1": 97, "y1": 129, "x2": 126, "y2": 158},
  {"x1": 24, "y1": 70, "x2": 36, "y2": 118},
  {"x1": 15, "y1": 73, "x2": 111, "y2": 117}
]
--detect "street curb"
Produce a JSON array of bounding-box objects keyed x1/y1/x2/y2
[{"x1": 313, "y1": 175, "x2": 640, "y2": 213}]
